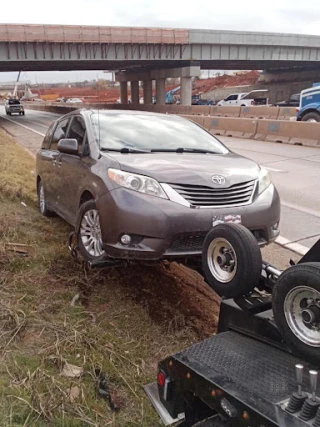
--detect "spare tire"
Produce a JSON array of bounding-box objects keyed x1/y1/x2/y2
[
  {"x1": 273, "y1": 262, "x2": 320, "y2": 361},
  {"x1": 202, "y1": 224, "x2": 262, "y2": 298}
]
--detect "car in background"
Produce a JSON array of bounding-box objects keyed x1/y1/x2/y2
[
  {"x1": 36, "y1": 110, "x2": 280, "y2": 263},
  {"x1": 66, "y1": 98, "x2": 83, "y2": 104},
  {"x1": 297, "y1": 85, "x2": 320, "y2": 122},
  {"x1": 275, "y1": 93, "x2": 300, "y2": 107},
  {"x1": 5, "y1": 99, "x2": 25, "y2": 116},
  {"x1": 217, "y1": 93, "x2": 248, "y2": 106},
  {"x1": 217, "y1": 90, "x2": 269, "y2": 106}
]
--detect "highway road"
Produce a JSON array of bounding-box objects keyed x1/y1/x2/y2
[{"x1": 0, "y1": 107, "x2": 319, "y2": 256}]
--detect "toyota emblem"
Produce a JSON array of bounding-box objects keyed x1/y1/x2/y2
[{"x1": 212, "y1": 175, "x2": 226, "y2": 185}]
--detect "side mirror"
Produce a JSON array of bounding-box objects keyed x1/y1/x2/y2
[{"x1": 58, "y1": 138, "x2": 79, "y2": 155}]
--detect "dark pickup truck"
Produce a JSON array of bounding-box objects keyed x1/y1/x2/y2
[
  {"x1": 275, "y1": 93, "x2": 300, "y2": 107},
  {"x1": 5, "y1": 99, "x2": 25, "y2": 115}
]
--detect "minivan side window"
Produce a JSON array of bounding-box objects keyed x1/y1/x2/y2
[
  {"x1": 67, "y1": 116, "x2": 87, "y2": 154},
  {"x1": 50, "y1": 118, "x2": 70, "y2": 151}
]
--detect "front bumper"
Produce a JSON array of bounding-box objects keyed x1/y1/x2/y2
[
  {"x1": 96, "y1": 184, "x2": 280, "y2": 260},
  {"x1": 8, "y1": 108, "x2": 24, "y2": 114}
]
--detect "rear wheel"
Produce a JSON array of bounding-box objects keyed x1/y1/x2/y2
[
  {"x1": 202, "y1": 224, "x2": 262, "y2": 298},
  {"x1": 38, "y1": 180, "x2": 55, "y2": 217},
  {"x1": 77, "y1": 200, "x2": 106, "y2": 261},
  {"x1": 301, "y1": 112, "x2": 320, "y2": 122},
  {"x1": 273, "y1": 263, "x2": 320, "y2": 361}
]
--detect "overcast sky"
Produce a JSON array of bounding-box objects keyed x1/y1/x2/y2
[{"x1": 1, "y1": 0, "x2": 320, "y2": 83}]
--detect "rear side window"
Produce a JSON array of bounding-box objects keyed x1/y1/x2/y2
[
  {"x1": 68, "y1": 116, "x2": 87, "y2": 153},
  {"x1": 42, "y1": 123, "x2": 55, "y2": 149},
  {"x1": 291, "y1": 94, "x2": 300, "y2": 102},
  {"x1": 50, "y1": 118, "x2": 70, "y2": 151}
]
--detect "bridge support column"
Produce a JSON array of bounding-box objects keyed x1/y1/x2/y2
[
  {"x1": 180, "y1": 76, "x2": 192, "y2": 105},
  {"x1": 131, "y1": 81, "x2": 140, "y2": 105},
  {"x1": 120, "y1": 81, "x2": 128, "y2": 104},
  {"x1": 143, "y1": 80, "x2": 153, "y2": 105},
  {"x1": 156, "y1": 78, "x2": 166, "y2": 105}
]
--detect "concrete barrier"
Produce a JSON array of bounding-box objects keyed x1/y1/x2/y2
[
  {"x1": 255, "y1": 120, "x2": 320, "y2": 147},
  {"x1": 189, "y1": 105, "x2": 211, "y2": 116},
  {"x1": 204, "y1": 117, "x2": 257, "y2": 138},
  {"x1": 209, "y1": 106, "x2": 241, "y2": 118},
  {"x1": 240, "y1": 106, "x2": 279, "y2": 119},
  {"x1": 277, "y1": 107, "x2": 297, "y2": 120},
  {"x1": 24, "y1": 102, "x2": 78, "y2": 114},
  {"x1": 181, "y1": 114, "x2": 205, "y2": 127}
]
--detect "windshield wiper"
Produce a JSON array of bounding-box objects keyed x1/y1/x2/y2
[
  {"x1": 151, "y1": 148, "x2": 218, "y2": 154},
  {"x1": 101, "y1": 147, "x2": 151, "y2": 153}
]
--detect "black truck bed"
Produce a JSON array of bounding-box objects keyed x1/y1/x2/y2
[{"x1": 166, "y1": 331, "x2": 319, "y2": 426}]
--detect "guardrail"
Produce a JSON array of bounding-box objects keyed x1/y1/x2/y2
[{"x1": 23, "y1": 103, "x2": 319, "y2": 148}]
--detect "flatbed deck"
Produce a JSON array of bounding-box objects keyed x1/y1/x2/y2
[
  {"x1": 172, "y1": 331, "x2": 317, "y2": 426},
  {"x1": 151, "y1": 299, "x2": 320, "y2": 426}
]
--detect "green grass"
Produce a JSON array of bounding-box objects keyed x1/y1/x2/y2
[{"x1": 0, "y1": 130, "x2": 219, "y2": 426}]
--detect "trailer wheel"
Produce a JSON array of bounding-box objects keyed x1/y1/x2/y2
[
  {"x1": 202, "y1": 224, "x2": 262, "y2": 298},
  {"x1": 273, "y1": 262, "x2": 320, "y2": 361},
  {"x1": 301, "y1": 112, "x2": 320, "y2": 122}
]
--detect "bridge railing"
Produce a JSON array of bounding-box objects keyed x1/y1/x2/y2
[{"x1": 0, "y1": 24, "x2": 189, "y2": 44}]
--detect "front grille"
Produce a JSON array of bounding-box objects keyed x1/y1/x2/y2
[
  {"x1": 168, "y1": 180, "x2": 256, "y2": 207},
  {"x1": 167, "y1": 233, "x2": 206, "y2": 253}
]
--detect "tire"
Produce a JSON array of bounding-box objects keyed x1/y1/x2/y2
[
  {"x1": 8, "y1": 111, "x2": 11, "y2": 115},
  {"x1": 202, "y1": 224, "x2": 262, "y2": 298},
  {"x1": 22, "y1": 112, "x2": 25, "y2": 116},
  {"x1": 38, "y1": 180, "x2": 55, "y2": 217},
  {"x1": 273, "y1": 262, "x2": 320, "y2": 361},
  {"x1": 77, "y1": 200, "x2": 106, "y2": 261},
  {"x1": 301, "y1": 112, "x2": 320, "y2": 122}
]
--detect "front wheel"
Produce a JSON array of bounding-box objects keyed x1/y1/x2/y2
[
  {"x1": 273, "y1": 262, "x2": 320, "y2": 361},
  {"x1": 202, "y1": 224, "x2": 262, "y2": 298},
  {"x1": 301, "y1": 112, "x2": 320, "y2": 122},
  {"x1": 77, "y1": 200, "x2": 106, "y2": 261}
]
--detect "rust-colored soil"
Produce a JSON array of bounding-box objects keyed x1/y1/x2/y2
[{"x1": 110, "y1": 262, "x2": 221, "y2": 339}]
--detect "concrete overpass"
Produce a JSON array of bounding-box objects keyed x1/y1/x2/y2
[{"x1": 2, "y1": 24, "x2": 320, "y2": 104}]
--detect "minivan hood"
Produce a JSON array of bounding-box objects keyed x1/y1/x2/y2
[{"x1": 106, "y1": 152, "x2": 260, "y2": 187}]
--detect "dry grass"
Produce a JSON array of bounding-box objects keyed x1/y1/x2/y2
[{"x1": 0, "y1": 130, "x2": 219, "y2": 426}]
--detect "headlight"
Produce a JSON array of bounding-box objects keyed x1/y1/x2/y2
[
  {"x1": 258, "y1": 167, "x2": 271, "y2": 194},
  {"x1": 108, "y1": 169, "x2": 168, "y2": 199}
]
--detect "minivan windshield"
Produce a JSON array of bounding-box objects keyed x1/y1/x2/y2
[{"x1": 91, "y1": 112, "x2": 229, "y2": 154}]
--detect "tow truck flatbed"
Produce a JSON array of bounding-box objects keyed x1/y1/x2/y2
[
  {"x1": 147, "y1": 299, "x2": 320, "y2": 426},
  {"x1": 167, "y1": 331, "x2": 316, "y2": 426},
  {"x1": 144, "y1": 229, "x2": 320, "y2": 426}
]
